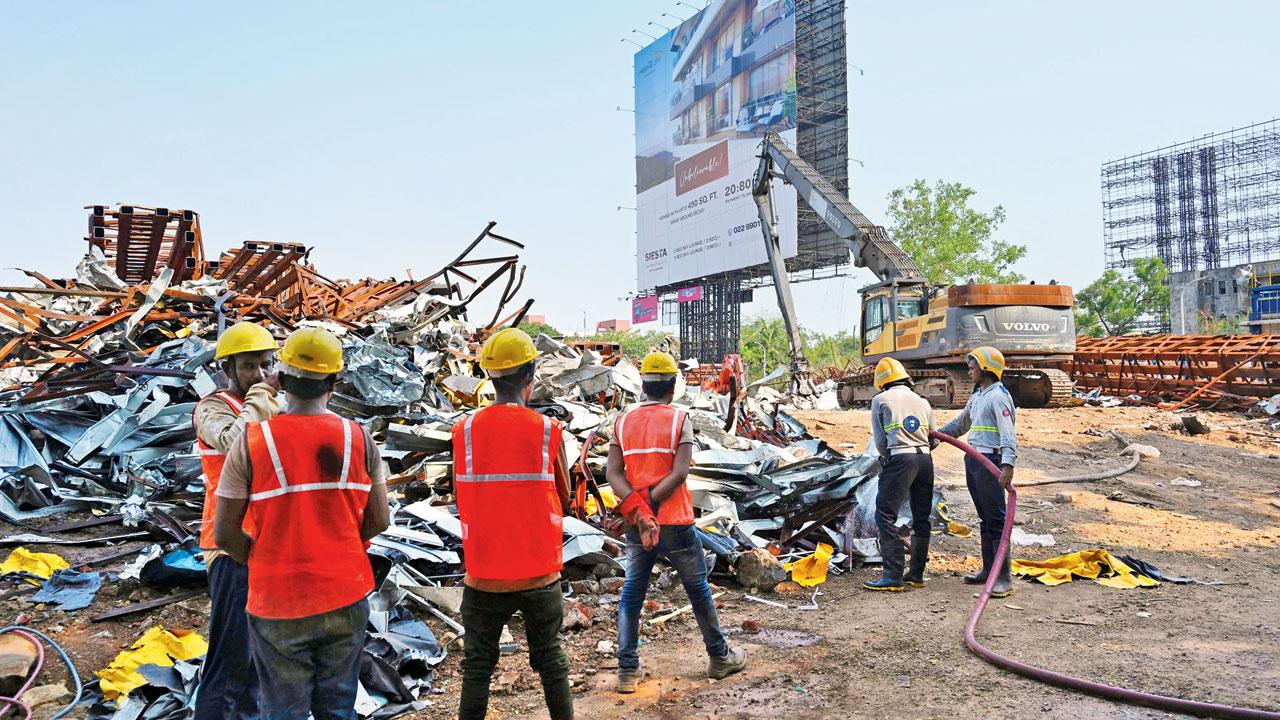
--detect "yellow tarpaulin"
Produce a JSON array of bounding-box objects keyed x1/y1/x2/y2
[
  {"x1": 97, "y1": 626, "x2": 209, "y2": 701},
  {"x1": 1011, "y1": 548, "x2": 1160, "y2": 589},
  {"x1": 783, "y1": 542, "x2": 833, "y2": 587},
  {"x1": 935, "y1": 502, "x2": 972, "y2": 538},
  {"x1": 583, "y1": 486, "x2": 619, "y2": 517},
  {"x1": 0, "y1": 546, "x2": 70, "y2": 583}
]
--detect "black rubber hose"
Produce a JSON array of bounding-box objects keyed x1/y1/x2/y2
[{"x1": 929, "y1": 430, "x2": 1280, "y2": 720}]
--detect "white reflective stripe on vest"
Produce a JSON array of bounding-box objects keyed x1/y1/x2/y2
[
  {"x1": 218, "y1": 392, "x2": 244, "y2": 414},
  {"x1": 618, "y1": 407, "x2": 683, "y2": 456},
  {"x1": 455, "y1": 473, "x2": 555, "y2": 483},
  {"x1": 250, "y1": 418, "x2": 368, "y2": 501},
  {"x1": 458, "y1": 410, "x2": 554, "y2": 484},
  {"x1": 199, "y1": 447, "x2": 225, "y2": 457}
]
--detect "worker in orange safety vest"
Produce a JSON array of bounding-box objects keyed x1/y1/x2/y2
[
  {"x1": 608, "y1": 351, "x2": 746, "y2": 694},
  {"x1": 193, "y1": 321, "x2": 281, "y2": 720},
  {"x1": 214, "y1": 327, "x2": 390, "y2": 719},
  {"x1": 452, "y1": 327, "x2": 574, "y2": 720}
]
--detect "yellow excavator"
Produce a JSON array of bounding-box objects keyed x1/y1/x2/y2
[{"x1": 753, "y1": 132, "x2": 1075, "y2": 408}]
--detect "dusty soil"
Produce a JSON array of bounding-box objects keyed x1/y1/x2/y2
[
  {"x1": 4, "y1": 406, "x2": 1279, "y2": 719},
  {"x1": 409, "y1": 407, "x2": 1280, "y2": 719}
]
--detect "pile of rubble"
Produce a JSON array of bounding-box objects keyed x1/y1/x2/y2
[{"x1": 0, "y1": 205, "x2": 950, "y2": 718}]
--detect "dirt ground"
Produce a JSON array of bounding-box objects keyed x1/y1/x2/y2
[
  {"x1": 4, "y1": 406, "x2": 1279, "y2": 719},
  {"x1": 410, "y1": 406, "x2": 1280, "y2": 720}
]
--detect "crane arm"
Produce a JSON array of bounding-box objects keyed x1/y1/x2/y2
[{"x1": 753, "y1": 131, "x2": 923, "y2": 283}]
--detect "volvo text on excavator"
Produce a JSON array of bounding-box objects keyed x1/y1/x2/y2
[{"x1": 752, "y1": 131, "x2": 1075, "y2": 409}]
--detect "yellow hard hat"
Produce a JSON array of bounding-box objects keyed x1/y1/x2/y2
[
  {"x1": 214, "y1": 321, "x2": 278, "y2": 360},
  {"x1": 479, "y1": 327, "x2": 540, "y2": 376},
  {"x1": 639, "y1": 351, "x2": 678, "y2": 377},
  {"x1": 967, "y1": 346, "x2": 1006, "y2": 380},
  {"x1": 873, "y1": 357, "x2": 910, "y2": 390},
  {"x1": 278, "y1": 327, "x2": 344, "y2": 377}
]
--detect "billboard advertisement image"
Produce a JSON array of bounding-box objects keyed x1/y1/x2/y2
[{"x1": 634, "y1": 0, "x2": 798, "y2": 290}]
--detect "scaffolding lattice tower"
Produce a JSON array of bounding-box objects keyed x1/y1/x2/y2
[{"x1": 1102, "y1": 119, "x2": 1280, "y2": 276}]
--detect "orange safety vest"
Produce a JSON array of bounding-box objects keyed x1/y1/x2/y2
[
  {"x1": 243, "y1": 413, "x2": 374, "y2": 619},
  {"x1": 452, "y1": 404, "x2": 564, "y2": 581},
  {"x1": 617, "y1": 403, "x2": 694, "y2": 525},
  {"x1": 195, "y1": 391, "x2": 245, "y2": 552}
]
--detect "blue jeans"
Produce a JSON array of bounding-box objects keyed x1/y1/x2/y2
[
  {"x1": 247, "y1": 599, "x2": 369, "y2": 720},
  {"x1": 616, "y1": 524, "x2": 727, "y2": 670},
  {"x1": 196, "y1": 556, "x2": 259, "y2": 720}
]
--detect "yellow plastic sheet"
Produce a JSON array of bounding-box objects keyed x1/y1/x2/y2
[
  {"x1": 583, "y1": 486, "x2": 619, "y2": 517},
  {"x1": 935, "y1": 502, "x2": 972, "y2": 538},
  {"x1": 97, "y1": 626, "x2": 209, "y2": 701},
  {"x1": 784, "y1": 542, "x2": 833, "y2": 587},
  {"x1": 1011, "y1": 548, "x2": 1160, "y2": 589},
  {"x1": 0, "y1": 547, "x2": 70, "y2": 583}
]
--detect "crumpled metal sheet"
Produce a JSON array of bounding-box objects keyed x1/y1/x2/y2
[{"x1": 342, "y1": 339, "x2": 426, "y2": 407}]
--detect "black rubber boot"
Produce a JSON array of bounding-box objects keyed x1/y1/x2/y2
[
  {"x1": 862, "y1": 575, "x2": 905, "y2": 592},
  {"x1": 964, "y1": 534, "x2": 994, "y2": 585},
  {"x1": 989, "y1": 553, "x2": 1014, "y2": 597},
  {"x1": 903, "y1": 535, "x2": 930, "y2": 588}
]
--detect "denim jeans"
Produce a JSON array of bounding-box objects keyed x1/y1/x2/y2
[
  {"x1": 246, "y1": 599, "x2": 369, "y2": 720},
  {"x1": 616, "y1": 524, "x2": 728, "y2": 671},
  {"x1": 458, "y1": 582, "x2": 572, "y2": 720},
  {"x1": 965, "y1": 450, "x2": 1007, "y2": 545},
  {"x1": 196, "y1": 555, "x2": 259, "y2": 720},
  {"x1": 874, "y1": 452, "x2": 935, "y2": 579}
]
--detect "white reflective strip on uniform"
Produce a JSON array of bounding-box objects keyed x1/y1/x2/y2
[
  {"x1": 199, "y1": 447, "x2": 225, "y2": 456},
  {"x1": 669, "y1": 410, "x2": 681, "y2": 449},
  {"x1": 622, "y1": 448, "x2": 675, "y2": 456},
  {"x1": 249, "y1": 481, "x2": 373, "y2": 501},
  {"x1": 216, "y1": 392, "x2": 244, "y2": 414},
  {"x1": 463, "y1": 414, "x2": 475, "y2": 476},
  {"x1": 456, "y1": 473, "x2": 555, "y2": 483},
  {"x1": 339, "y1": 419, "x2": 353, "y2": 486},
  {"x1": 259, "y1": 422, "x2": 290, "y2": 489},
  {"x1": 541, "y1": 415, "x2": 551, "y2": 474}
]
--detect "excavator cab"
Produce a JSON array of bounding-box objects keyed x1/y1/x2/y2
[{"x1": 860, "y1": 283, "x2": 929, "y2": 357}]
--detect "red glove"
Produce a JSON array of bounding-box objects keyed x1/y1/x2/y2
[{"x1": 618, "y1": 489, "x2": 660, "y2": 550}]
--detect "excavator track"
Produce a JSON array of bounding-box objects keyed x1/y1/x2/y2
[
  {"x1": 835, "y1": 365, "x2": 1072, "y2": 409},
  {"x1": 837, "y1": 366, "x2": 974, "y2": 409},
  {"x1": 1002, "y1": 367, "x2": 1075, "y2": 408}
]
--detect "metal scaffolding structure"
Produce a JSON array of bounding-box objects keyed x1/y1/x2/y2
[
  {"x1": 1102, "y1": 118, "x2": 1280, "y2": 276},
  {"x1": 667, "y1": 0, "x2": 850, "y2": 361}
]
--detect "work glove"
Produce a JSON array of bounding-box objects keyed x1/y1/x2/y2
[{"x1": 618, "y1": 489, "x2": 660, "y2": 551}]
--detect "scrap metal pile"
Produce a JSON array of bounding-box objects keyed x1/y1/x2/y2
[
  {"x1": 1066, "y1": 334, "x2": 1280, "y2": 411},
  {"x1": 0, "y1": 204, "x2": 944, "y2": 718}
]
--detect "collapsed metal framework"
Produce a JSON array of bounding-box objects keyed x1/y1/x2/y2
[
  {"x1": 0, "y1": 209, "x2": 531, "y2": 374},
  {"x1": 667, "y1": 0, "x2": 851, "y2": 361},
  {"x1": 1067, "y1": 334, "x2": 1280, "y2": 410},
  {"x1": 1102, "y1": 119, "x2": 1280, "y2": 276}
]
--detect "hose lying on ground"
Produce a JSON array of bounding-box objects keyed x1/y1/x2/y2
[
  {"x1": 0, "y1": 626, "x2": 83, "y2": 720},
  {"x1": 929, "y1": 430, "x2": 1280, "y2": 720}
]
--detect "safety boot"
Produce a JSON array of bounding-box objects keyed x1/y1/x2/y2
[
  {"x1": 708, "y1": 646, "x2": 747, "y2": 679},
  {"x1": 903, "y1": 535, "x2": 930, "y2": 588},
  {"x1": 862, "y1": 575, "x2": 905, "y2": 592},
  {"x1": 989, "y1": 555, "x2": 1014, "y2": 598},
  {"x1": 964, "y1": 535, "x2": 994, "y2": 585},
  {"x1": 616, "y1": 667, "x2": 640, "y2": 693}
]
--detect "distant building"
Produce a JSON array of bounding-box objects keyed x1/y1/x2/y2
[
  {"x1": 524, "y1": 314, "x2": 547, "y2": 325},
  {"x1": 596, "y1": 319, "x2": 631, "y2": 334},
  {"x1": 1169, "y1": 259, "x2": 1280, "y2": 334}
]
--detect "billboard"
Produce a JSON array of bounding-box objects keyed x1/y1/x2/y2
[
  {"x1": 634, "y1": 0, "x2": 798, "y2": 290},
  {"x1": 632, "y1": 295, "x2": 658, "y2": 324}
]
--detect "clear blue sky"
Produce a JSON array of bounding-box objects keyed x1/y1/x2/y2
[{"x1": 1, "y1": 2, "x2": 1276, "y2": 335}]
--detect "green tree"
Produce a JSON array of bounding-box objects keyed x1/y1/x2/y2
[
  {"x1": 885, "y1": 179, "x2": 1025, "y2": 285},
  {"x1": 1075, "y1": 257, "x2": 1170, "y2": 337},
  {"x1": 739, "y1": 317, "x2": 862, "y2": 382},
  {"x1": 588, "y1": 329, "x2": 674, "y2": 359},
  {"x1": 517, "y1": 321, "x2": 562, "y2": 338}
]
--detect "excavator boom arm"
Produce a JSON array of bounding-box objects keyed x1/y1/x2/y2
[{"x1": 753, "y1": 131, "x2": 923, "y2": 283}]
